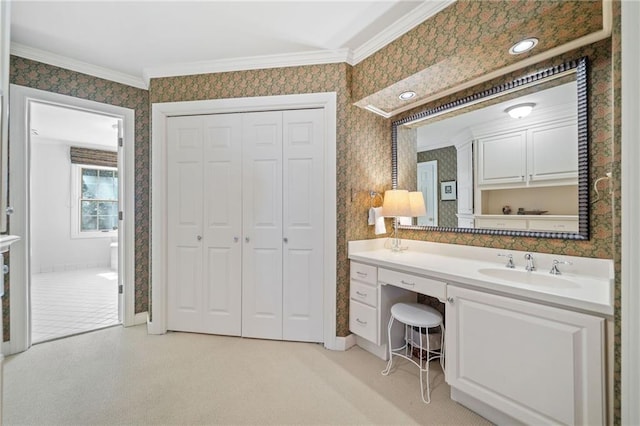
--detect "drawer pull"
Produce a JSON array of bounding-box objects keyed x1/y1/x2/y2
[
  {"x1": 356, "y1": 271, "x2": 368, "y2": 277},
  {"x1": 400, "y1": 280, "x2": 415, "y2": 286},
  {"x1": 356, "y1": 318, "x2": 368, "y2": 326},
  {"x1": 355, "y1": 291, "x2": 367, "y2": 297}
]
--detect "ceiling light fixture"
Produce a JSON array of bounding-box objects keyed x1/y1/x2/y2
[
  {"x1": 508, "y1": 37, "x2": 539, "y2": 55},
  {"x1": 398, "y1": 91, "x2": 416, "y2": 101},
  {"x1": 505, "y1": 103, "x2": 535, "y2": 119}
]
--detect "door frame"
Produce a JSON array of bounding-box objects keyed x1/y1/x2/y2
[
  {"x1": 149, "y1": 92, "x2": 338, "y2": 349},
  {"x1": 6, "y1": 84, "x2": 137, "y2": 355}
]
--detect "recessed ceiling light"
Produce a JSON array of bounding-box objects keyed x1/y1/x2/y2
[
  {"x1": 505, "y1": 103, "x2": 535, "y2": 119},
  {"x1": 398, "y1": 91, "x2": 416, "y2": 101},
  {"x1": 509, "y1": 38, "x2": 539, "y2": 55}
]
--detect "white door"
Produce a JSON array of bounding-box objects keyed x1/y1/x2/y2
[
  {"x1": 282, "y1": 109, "x2": 324, "y2": 342},
  {"x1": 241, "y1": 111, "x2": 284, "y2": 340},
  {"x1": 201, "y1": 114, "x2": 243, "y2": 335},
  {"x1": 167, "y1": 115, "x2": 243, "y2": 335},
  {"x1": 417, "y1": 161, "x2": 438, "y2": 226},
  {"x1": 167, "y1": 116, "x2": 204, "y2": 332}
]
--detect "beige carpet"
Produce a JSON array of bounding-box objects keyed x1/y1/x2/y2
[{"x1": 3, "y1": 325, "x2": 491, "y2": 425}]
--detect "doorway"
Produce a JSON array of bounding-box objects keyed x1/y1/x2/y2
[
  {"x1": 8, "y1": 85, "x2": 136, "y2": 354},
  {"x1": 417, "y1": 160, "x2": 438, "y2": 227},
  {"x1": 29, "y1": 102, "x2": 121, "y2": 343}
]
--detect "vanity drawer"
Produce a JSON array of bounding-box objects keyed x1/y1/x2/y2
[
  {"x1": 475, "y1": 217, "x2": 528, "y2": 230},
  {"x1": 350, "y1": 280, "x2": 378, "y2": 308},
  {"x1": 378, "y1": 268, "x2": 446, "y2": 301},
  {"x1": 528, "y1": 219, "x2": 578, "y2": 232},
  {"x1": 350, "y1": 261, "x2": 377, "y2": 285},
  {"x1": 349, "y1": 300, "x2": 377, "y2": 344}
]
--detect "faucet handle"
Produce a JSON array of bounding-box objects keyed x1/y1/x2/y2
[
  {"x1": 498, "y1": 253, "x2": 515, "y2": 268},
  {"x1": 550, "y1": 259, "x2": 573, "y2": 275},
  {"x1": 524, "y1": 253, "x2": 536, "y2": 271}
]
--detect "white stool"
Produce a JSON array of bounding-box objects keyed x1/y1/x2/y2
[{"x1": 381, "y1": 302, "x2": 445, "y2": 404}]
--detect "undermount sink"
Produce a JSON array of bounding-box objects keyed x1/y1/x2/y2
[{"x1": 477, "y1": 268, "x2": 579, "y2": 288}]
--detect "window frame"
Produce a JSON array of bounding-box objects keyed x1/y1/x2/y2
[{"x1": 70, "y1": 163, "x2": 118, "y2": 239}]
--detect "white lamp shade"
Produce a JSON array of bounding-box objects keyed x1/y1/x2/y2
[
  {"x1": 409, "y1": 191, "x2": 426, "y2": 217},
  {"x1": 382, "y1": 190, "x2": 412, "y2": 217}
]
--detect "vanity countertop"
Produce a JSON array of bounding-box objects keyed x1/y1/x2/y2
[{"x1": 348, "y1": 239, "x2": 614, "y2": 316}]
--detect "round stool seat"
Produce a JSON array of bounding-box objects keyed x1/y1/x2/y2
[{"x1": 390, "y1": 303, "x2": 442, "y2": 328}]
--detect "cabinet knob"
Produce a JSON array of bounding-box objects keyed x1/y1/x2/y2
[
  {"x1": 245, "y1": 237, "x2": 250, "y2": 243},
  {"x1": 283, "y1": 237, "x2": 288, "y2": 243},
  {"x1": 447, "y1": 297, "x2": 454, "y2": 304},
  {"x1": 233, "y1": 237, "x2": 239, "y2": 243},
  {"x1": 6, "y1": 206, "x2": 14, "y2": 215},
  {"x1": 197, "y1": 235, "x2": 202, "y2": 241}
]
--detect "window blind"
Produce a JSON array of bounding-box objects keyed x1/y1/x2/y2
[{"x1": 70, "y1": 147, "x2": 117, "y2": 168}]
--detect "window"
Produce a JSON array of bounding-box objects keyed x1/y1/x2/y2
[{"x1": 72, "y1": 164, "x2": 118, "y2": 238}]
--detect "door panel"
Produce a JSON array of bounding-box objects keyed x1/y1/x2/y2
[
  {"x1": 167, "y1": 116, "x2": 204, "y2": 332},
  {"x1": 282, "y1": 109, "x2": 324, "y2": 342},
  {"x1": 242, "y1": 111, "x2": 283, "y2": 339},
  {"x1": 201, "y1": 114, "x2": 243, "y2": 335}
]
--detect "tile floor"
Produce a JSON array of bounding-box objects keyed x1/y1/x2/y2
[{"x1": 31, "y1": 267, "x2": 120, "y2": 343}]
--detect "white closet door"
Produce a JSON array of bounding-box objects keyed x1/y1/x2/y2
[
  {"x1": 201, "y1": 114, "x2": 243, "y2": 335},
  {"x1": 242, "y1": 111, "x2": 284, "y2": 340},
  {"x1": 282, "y1": 109, "x2": 324, "y2": 342},
  {"x1": 167, "y1": 116, "x2": 204, "y2": 332}
]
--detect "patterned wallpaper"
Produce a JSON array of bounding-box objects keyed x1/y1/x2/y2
[
  {"x1": 7, "y1": 57, "x2": 151, "y2": 332},
  {"x1": 353, "y1": 0, "x2": 604, "y2": 113},
  {"x1": 417, "y1": 146, "x2": 458, "y2": 228}
]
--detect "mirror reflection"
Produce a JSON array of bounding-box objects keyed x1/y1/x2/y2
[{"x1": 393, "y1": 58, "x2": 588, "y2": 239}]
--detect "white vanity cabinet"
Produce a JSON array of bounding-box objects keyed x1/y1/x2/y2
[
  {"x1": 446, "y1": 285, "x2": 605, "y2": 425},
  {"x1": 476, "y1": 119, "x2": 578, "y2": 188},
  {"x1": 349, "y1": 261, "x2": 414, "y2": 360}
]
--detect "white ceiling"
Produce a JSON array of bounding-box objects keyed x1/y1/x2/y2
[
  {"x1": 30, "y1": 102, "x2": 119, "y2": 149},
  {"x1": 10, "y1": 0, "x2": 453, "y2": 89},
  {"x1": 415, "y1": 81, "x2": 578, "y2": 152}
]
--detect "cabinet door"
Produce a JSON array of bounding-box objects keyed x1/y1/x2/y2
[
  {"x1": 446, "y1": 286, "x2": 604, "y2": 425},
  {"x1": 242, "y1": 111, "x2": 284, "y2": 340},
  {"x1": 477, "y1": 132, "x2": 526, "y2": 185},
  {"x1": 528, "y1": 120, "x2": 578, "y2": 183},
  {"x1": 282, "y1": 109, "x2": 324, "y2": 342},
  {"x1": 201, "y1": 114, "x2": 243, "y2": 336},
  {"x1": 167, "y1": 116, "x2": 205, "y2": 332}
]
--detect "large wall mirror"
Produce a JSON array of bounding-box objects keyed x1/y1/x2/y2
[{"x1": 392, "y1": 57, "x2": 588, "y2": 240}]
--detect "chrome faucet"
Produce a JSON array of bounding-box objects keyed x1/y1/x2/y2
[
  {"x1": 498, "y1": 253, "x2": 515, "y2": 268},
  {"x1": 524, "y1": 253, "x2": 536, "y2": 271},
  {"x1": 550, "y1": 259, "x2": 572, "y2": 275}
]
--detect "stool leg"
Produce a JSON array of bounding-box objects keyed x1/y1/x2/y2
[
  {"x1": 420, "y1": 325, "x2": 431, "y2": 404},
  {"x1": 381, "y1": 316, "x2": 395, "y2": 376}
]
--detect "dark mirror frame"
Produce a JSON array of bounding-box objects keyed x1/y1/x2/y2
[{"x1": 391, "y1": 57, "x2": 589, "y2": 240}]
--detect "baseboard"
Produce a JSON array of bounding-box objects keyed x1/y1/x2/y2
[
  {"x1": 332, "y1": 334, "x2": 356, "y2": 351},
  {"x1": 133, "y1": 312, "x2": 147, "y2": 326}
]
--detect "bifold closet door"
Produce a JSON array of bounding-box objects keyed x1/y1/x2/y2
[
  {"x1": 241, "y1": 111, "x2": 284, "y2": 339},
  {"x1": 282, "y1": 109, "x2": 324, "y2": 342},
  {"x1": 167, "y1": 114, "x2": 243, "y2": 336}
]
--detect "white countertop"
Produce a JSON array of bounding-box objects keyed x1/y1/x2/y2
[{"x1": 348, "y1": 239, "x2": 614, "y2": 316}]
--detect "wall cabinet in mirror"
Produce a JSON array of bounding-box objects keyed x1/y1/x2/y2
[{"x1": 392, "y1": 57, "x2": 588, "y2": 240}]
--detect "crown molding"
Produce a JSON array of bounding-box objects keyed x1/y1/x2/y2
[
  {"x1": 143, "y1": 48, "x2": 350, "y2": 84},
  {"x1": 350, "y1": 0, "x2": 456, "y2": 65},
  {"x1": 10, "y1": 43, "x2": 148, "y2": 89}
]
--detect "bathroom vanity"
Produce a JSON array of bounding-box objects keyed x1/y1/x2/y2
[{"x1": 348, "y1": 239, "x2": 613, "y2": 425}]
